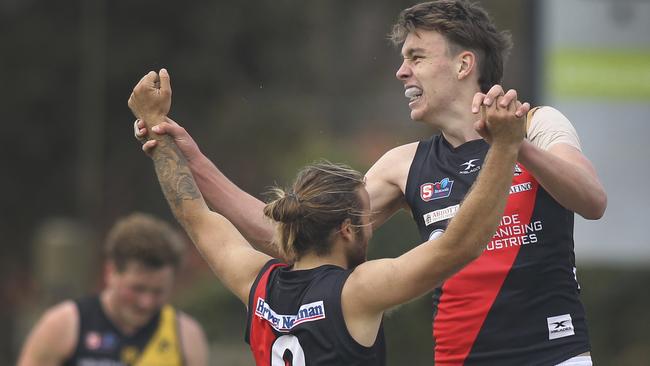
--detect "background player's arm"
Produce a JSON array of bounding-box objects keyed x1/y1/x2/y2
[
  {"x1": 342, "y1": 100, "x2": 525, "y2": 346},
  {"x1": 17, "y1": 301, "x2": 78, "y2": 366},
  {"x1": 364, "y1": 142, "x2": 418, "y2": 228},
  {"x1": 178, "y1": 312, "x2": 209, "y2": 366},
  {"x1": 129, "y1": 70, "x2": 271, "y2": 305}
]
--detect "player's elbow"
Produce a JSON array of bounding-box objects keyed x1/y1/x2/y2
[{"x1": 581, "y1": 190, "x2": 607, "y2": 220}]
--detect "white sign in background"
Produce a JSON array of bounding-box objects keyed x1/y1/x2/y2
[{"x1": 540, "y1": 0, "x2": 650, "y2": 265}]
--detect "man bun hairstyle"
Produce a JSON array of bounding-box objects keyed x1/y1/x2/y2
[{"x1": 263, "y1": 161, "x2": 366, "y2": 261}]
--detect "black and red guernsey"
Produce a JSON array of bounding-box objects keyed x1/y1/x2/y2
[
  {"x1": 245, "y1": 259, "x2": 386, "y2": 366},
  {"x1": 405, "y1": 135, "x2": 590, "y2": 365}
]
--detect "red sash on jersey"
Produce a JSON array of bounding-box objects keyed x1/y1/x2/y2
[
  {"x1": 433, "y1": 164, "x2": 539, "y2": 365},
  {"x1": 249, "y1": 262, "x2": 288, "y2": 365}
]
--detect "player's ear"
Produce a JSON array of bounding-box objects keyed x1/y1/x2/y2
[
  {"x1": 104, "y1": 261, "x2": 118, "y2": 285},
  {"x1": 457, "y1": 51, "x2": 476, "y2": 80},
  {"x1": 339, "y1": 218, "x2": 355, "y2": 242}
]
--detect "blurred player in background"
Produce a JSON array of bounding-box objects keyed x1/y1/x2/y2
[{"x1": 17, "y1": 212, "x2": 208, "y2": 366}]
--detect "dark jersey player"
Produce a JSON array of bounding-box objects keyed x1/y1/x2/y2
[
  {"x1": 18, "y1": 213, "x2": 208, "y2": 366},
  {"x1": 405, "y1": 107, "x2": 591, "y2": 365},
  {"x1": 63, "y1": 295, "x2": 184, "y2": 365},
  {"x1": 135, "y1": 2, "x2": 606, "y2": 364},
  {"x1": 128, "y1": 68, "x2": 527, "y2": 365}
]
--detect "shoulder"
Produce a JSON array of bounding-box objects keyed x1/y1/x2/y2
[
  {"x1": 367, "y1": 141, "x2": 420, "y2": 181},
  {"x1": 177, "y1": 311, "x2": 203, "y2": 335},
  {"x1": 528, "y1": 106, "x2": 581, "y2": 151},
  {"x1": 529, "y1": 106, "x2": 576, "y2": 132},
  {"x1": 177, "y1": 311, "x2": 208, "y2": 363},
  {"x1": 17, "y1": 301, "x2": 79, "y2": 365},
  {"x1": 38, "y1": 300, "x2": 79, "y2": 336},
  {"x1": 530, "y1": 106, "x2": 572, "y2": 124},
  {"x1": 376, "y1": 142, "x2": 420, "y2": 165}
]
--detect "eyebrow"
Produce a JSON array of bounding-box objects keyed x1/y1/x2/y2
[{"x1": 403, "y1": 47, "x2": 427, "y2": 58}]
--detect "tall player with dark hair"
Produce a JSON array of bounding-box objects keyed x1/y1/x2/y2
[
  {"x1": 135, "y1": 1, "x2": 606, "y2": 364},
  {"x1": 128, "y1": 68, "x2": 526, "y2": 365}
]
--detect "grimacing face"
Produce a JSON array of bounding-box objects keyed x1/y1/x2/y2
[
  {"x1": 107, "y1": 260, "x2": 175, "y2": 329},
  {"x1": 396, "y1": 30, "x2": 460, "y2": 123}
]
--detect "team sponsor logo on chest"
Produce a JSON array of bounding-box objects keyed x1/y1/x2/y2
[
  {"x1": 423, "y1": 204, "x2": 459, "y2": 226},
  {"x1": 459, "y1": 158, "x2": 482, "y2": 174},
  {"x1": 514, "y1": 163, "x2": 523, "y2": 176},
  {"x1": 509, "y1": 164, "x2": 532, "y2": 194},
  {"x1": 84, "y1": 331, "x2": 118, "y2": 352},
  {"x1": 420, "y1": 178, "x2": 454, "y2": 201},
  {"x1": 255, "y1": 298, "x2": 326, "y2": 332},
  {"x1": 509, "y1": 182, "x2": 532, "y2": 194},
  {"x1": 486, "y1": 214, "x2": 544, "y2": 251}
]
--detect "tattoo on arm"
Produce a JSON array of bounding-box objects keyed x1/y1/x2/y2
[{"x1": 152, "y1": 135, "x2": 202, "y2": 217}]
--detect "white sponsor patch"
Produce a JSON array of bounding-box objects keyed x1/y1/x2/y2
[
  {"x1": 255, "y1": 298, "x2": 325, "y2": 332},
  {"x1": 547, "y1": 314, "x2": 575, "y2": 340},
  {"x1": 423, "y1": 204, "x2": 459, "y2": 226},
  {"x1": 509, "y1": 182, "x2": 532, "y2": 194}
]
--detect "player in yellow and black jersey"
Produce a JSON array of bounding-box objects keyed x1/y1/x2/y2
[{"x1": 18, "y1": 213, "x2": 208, "y2": 366}]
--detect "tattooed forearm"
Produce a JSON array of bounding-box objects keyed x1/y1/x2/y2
[{"x1": 152, "y1": 135, "x2": 203, "y2": 220}]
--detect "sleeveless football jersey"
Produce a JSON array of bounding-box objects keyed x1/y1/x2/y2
[
  {"x1": 246, "y1": 259, "x2": 386, "y2": 366},
  {"x1": 64, "y1": 296, "x2": 184, "y2": 366},
  {"x1": 405, "y1": 135, "x2": 590, "y2": 365}
]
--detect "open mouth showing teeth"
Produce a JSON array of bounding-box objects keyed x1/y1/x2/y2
[{"x1": 405, "y1": 87, "x2": 423, "y2": 102}]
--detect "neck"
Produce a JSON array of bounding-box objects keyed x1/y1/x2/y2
[
  {"x1": 425, "y1": 86, "x2": 482, "y2": 148},
  {"x1": 100, "y1": 290, "x2": 138, "y2": 335},
  {"x1": 292, "y1": 251, "x2": 348, "y2": 271},
  {"x1": 440, "y1": 123, "x2": 482, "y2": 148}
]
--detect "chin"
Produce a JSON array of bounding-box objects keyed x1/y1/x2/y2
[
  {"x1": 410, "y1": 108, "x2": 426, "y2": 122},
  {"x1": 131, "y1": 312, "x2": 154, "y2": 326}
]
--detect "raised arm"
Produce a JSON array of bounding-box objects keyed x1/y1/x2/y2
[
  {"x1": 343, "y1": 97, "x2": 527, "y2": 338},
  {"x1": 128, "y1": 69, "x2": 271, "y2": 304},
  {"x1": 473, "y1": 86, "x2": 607, "y2": 219},
  {"x1": 134, "y1": 111, "x2": 278, "y2": 258}
]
